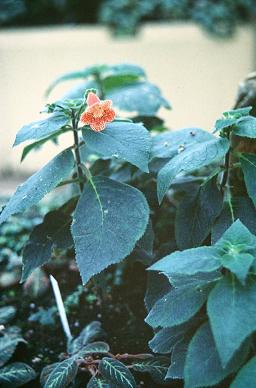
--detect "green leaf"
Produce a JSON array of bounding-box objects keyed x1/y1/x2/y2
[
  {"x1": 233, "y1": 116, "x2": 256, "y2": 138},
  {"x1": 71, "y1": 177, "x2": 149, "y2": 284},
  {"x1": 149, "y1": 246, "x2": 221, "y2": 278},
  {"x1": 99, "y1": 357, "x2": 136, "y2": 388},
  {"x1": 231, "y1": 356, "x2": 256, "y2": 388},
  {"x1": 131, "y1": 356, "x2": 170, "y2": 383},
  {"x1": 216, "y1": 219, "x2": 256, "y2": 253},
  {"x1": 14, "y1": 113, "x2": 70, "y2": 146},
  {"x1": 107, "y1": 81, "x2": 171, "y2": 116},
  {"x1": 149, "y1": 322, "x2": 193, "y2": 354},
  {"x1": 241, "y1": 153, "x2": 256, "y2": 206},
  {"x1": 214, "y1": 118, "x2": 237, "y2": 133},
  {"x1": 46, "y1": 69, "x2": 94, "y2": 96},
  {"x1": 0, "y1": 149, "x2": 74, "y2": 224},
  {"x1": 0, "y1": 362, "x2": 36, "y2": 387},
  {"x1": 77, "y1": 341, "x2": 110, "y2": 357},
  {"x1": 221, "y1": 253, "x2": 254, "y2": 284},
  {"x1": 223, "y1": 106, "x2": 252, "y2": 118},
  {"x1": 87, "y1": 376, "x2": 115, "y2": 388},
  {"x1": 184, "y1": 322, "x2": 249, "y2": 387},
  {"x1": 145, "y1": 286, "x2": 209, "y2": 328},
  {"x1": 157, "y1": 137, "x2": 229, "y2": 203},
  {"x1": 43, "y1": 357, "x2": 78, "y2": 388},
  {"x1": 207, "y1": 276, "x2": 256, "y2": 367},
  {"x1": 168, "y1": 271, "x2": 221, "y2": 289},
  {"x1": 166, "y1": 337, "x2": 190, "y2": 380},
  {"x1": 151, "y1": 127, "x2": 214, "y2": 159},
  {"x1": 40, "y1": 363, "x2": 59, "y2": 386},
  {"x1": 82, "y1": 121, "x2": 151, "y2": 172},
  {"x1": 0, "y1": 306, "x2": 16, "y2": 325},
  {"x1": 21, "y1": 127, "x2": 67, "y2": 162},
  {"x1": 0, "y1": 334, "x2": 25, "y2": 367},
  {"x1": 102, "y1": 63, "x2": 145, "y2": 80},
  {"x1": 68, "y1": 321, "x2": 104, "y2": 354},
  {"x1": 175, "y1": 176, "x2": 223, "y2": 249},
  {"x1": 21, "y1": 202, "x2": 74, "y2": 281},
  {"x1": 46, "y1": 63, "x2": 144, "y2": 96}
]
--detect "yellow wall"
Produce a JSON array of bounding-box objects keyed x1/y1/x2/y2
[{"x1": 0, "y1": 23, "x2": 255, "y2": 174}]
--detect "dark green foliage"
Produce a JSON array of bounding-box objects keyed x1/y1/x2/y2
[
  {"x1": 2, "y1": 0, "x2": 256, "y2": 39},
  {"x1": 71, "y1": 177, "x2": 149, "y2": 284},
  {"x1": 99, "y1": 0, "x2": 256, "y2": 37},
  {"x1": 0, "y1": 149, "x2": 74, "y2": 224}
]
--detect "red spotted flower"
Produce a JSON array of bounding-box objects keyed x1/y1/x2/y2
[{"x1": 80, "y1": 92, "x2": 115, "y2": 132}]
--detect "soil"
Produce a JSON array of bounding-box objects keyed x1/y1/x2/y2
[{"x1": 1, "y1": 254, "x2": 181, "y2": 387}]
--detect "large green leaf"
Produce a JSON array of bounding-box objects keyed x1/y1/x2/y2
[
  {"x1": 145, "y1": 286, "x2": 209, "y2": 329},
  {"x1": 157, "y1": 137, "x2": 229, "y2": 203},
  {"x1": 151, "y1": 127, "x2": 213, "y2": 159},
  {"x1": 207, "y1": 276, "x2": 256, "y2": 367},
  {"x1": 21, "y1": 202, "x2": 74, "y2": 281},
  {"x1": 145, "y1": 287, "x2": 210, "y2": 328},
  {"x1": 0, "y1": 149, "x2": 74, "y2": 224},
  {"x1": 231, "y1": 356, "x2": 256, "y2": 388},
  {"x1": 43, "y1": 357, "x2": 78, "y2": 388},
  {"x1": 233, "y1": 116, "x2": 256, "y2": 138},
  {"x1": 175, "y1": 176, "x2": 223, "y2": 249},
  {"x1": 107, "y1": 81, "x2": 171, "y2": 116},
  {"x1": 71, "y1": 177, "x2": 149, "y2": 284},
  {"x1": 131, "y1": 357, "x2": 170, "y2": 383},
  {"x1": 0, "y1": 362, "x2": 36, "y2": 387},
  {"x1": 149, "y1": 246, "x2": 221, "y2": 278},
  {"x1": 0, "y1": 306, "x2": 16, "y2": 325},
  {"x1": 99, "y1": 358, "x2": 136, "y2": 388},
  {"x1": 14, "y1": 113, "x2": 70, "y2": 146},
  {"x1": 241, "y1": 153, "x2": 256, "y2": 206},
  {"x1": 82, "y1": 121, "x2": 151, "y2": 172},
  {"x1": 184, "y1": 322, "x2": 249, "y2": 387}
]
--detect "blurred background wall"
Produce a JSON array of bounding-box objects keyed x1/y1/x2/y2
[{"x1": 0, "y1": 0, "x2": 256, "y2": 175}]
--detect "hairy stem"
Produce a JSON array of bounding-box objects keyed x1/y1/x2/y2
[
  {"x1": 220, "y1": 147, "x2": 230, "y2": 191},
  {"x1": 72, "y1": 111, "x2": 84, "y2": 193}
]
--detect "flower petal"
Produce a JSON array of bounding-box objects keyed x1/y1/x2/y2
[{"x1": 87, "y1": 92, "x2": 100, "y2": 107}]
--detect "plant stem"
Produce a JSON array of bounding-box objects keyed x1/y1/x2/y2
[
  {"x1": 72, "y1": 111, "x2": 84, "y2": 193},
  {"x1": 220, "y1": 148, "x2": 230, "y2": 191}
]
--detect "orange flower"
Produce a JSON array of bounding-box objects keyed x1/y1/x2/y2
[{"x1": 80, "y1": 92, "x2": 115, "y2": 132}]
